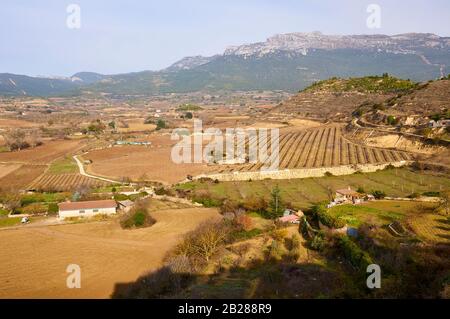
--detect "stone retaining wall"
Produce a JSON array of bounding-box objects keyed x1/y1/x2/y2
[{"x1": 195, "y1": 161, "x2": 411, "y2": 182}]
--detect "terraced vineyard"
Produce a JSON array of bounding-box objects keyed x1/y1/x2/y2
[
  {"x1": 213, "y1": 125, "x2": 413, "y2": 173},
  {"x1": 28, "y1": 173, "x2": 110, "y2": 191}
]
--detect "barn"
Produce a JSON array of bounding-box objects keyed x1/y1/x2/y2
[{"x1": 58, "y1": 200, "x2": 117, "y2": 219}]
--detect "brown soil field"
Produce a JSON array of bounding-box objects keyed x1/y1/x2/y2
[
  {"x1": 212, "y1": 125, "x2": 413, "y2": 173},
  {"x1": 0, "y1": 164, "x2": 47, "y2": 192},
  {"x1": 0, "y1": 139, "x2": 85, "y2": 164},
  {"x1": 0, "y1": 163, "x2": 22, "y2": 179},
  {"x1": 0, "y1": 118, "x2": 39, "y2": 128},
  {"x1": 28, "y1": 173, "x2": 110, "y2": 192},
  {"x1": 85, "y1": 134, "x2": 215, "y2": 184},
  {"x1": 0, "y1": 207, "x2": 221, "y2": 298}
]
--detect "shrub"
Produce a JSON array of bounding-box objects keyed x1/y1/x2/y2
[
  {"x1": 120, "y1": 201, "x2": 156, "y2": 229},
  {"x1": 312, "y1": 204, "x2": 346, "y2": 229},
  {"x1": 156, "y1": 119, "x2": 166, "y2": 130},
  {"x1": 337, "y1": 236, "x2": 373, "y2": 270},
  {"x1": 21, "y1": 203, "x2": 47, "y2": 215},
  {"x1": 234, "y1": 214, "x2": 253, "y2": 231},
  {"x1": 47, "y1": 203, "x2": 59, "y2": 214},
  {"x1": 422, "y1": 191, "x2": 440, "y2": 197},
  {"x1": 175, "y1": 221, "x2": 231, "y2": 262},
  {"x1": 371, "y1": 190, "x2": 386, "y2": 199},
  {"x1": 310, "y1": 232, "x2": 326, "y2": 251}
]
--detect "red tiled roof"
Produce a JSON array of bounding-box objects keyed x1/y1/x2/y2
[
  {"x1": 278, "y1": 215, "x2": 300, "y2": 223},
  {"x1": 58, "y1": 200, "x2": 117, "y2": 211}
]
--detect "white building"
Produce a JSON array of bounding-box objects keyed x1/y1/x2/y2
[{"x1": 58, "y1": 200, "x2": 117, "y2": 219}]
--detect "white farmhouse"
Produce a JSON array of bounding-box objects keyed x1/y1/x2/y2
[{"x1": 58, "y1": 200, "x2": 117, "y2": 219}]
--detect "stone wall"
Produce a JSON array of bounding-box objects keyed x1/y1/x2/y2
[{"x1": 194, "y1": 161, "x2": 411, "y2": 182}]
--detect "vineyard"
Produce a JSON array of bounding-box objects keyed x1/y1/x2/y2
[
  {"x1": 213, "y1": 125, "x2": 413, "y2": 173},
  {"x1": 28, "y1": 173, "x2": 110, "y2": 192}
]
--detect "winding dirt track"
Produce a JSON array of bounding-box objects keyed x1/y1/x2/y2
[{"x1": 0, "y1": 208, "x2": 220, "y2": 298}]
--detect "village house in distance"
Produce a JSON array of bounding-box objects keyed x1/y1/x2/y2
[{"x1": 58, "y1": 200, "x2": 117, "y2": 219}]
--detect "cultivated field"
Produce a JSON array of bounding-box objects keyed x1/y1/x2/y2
[
  {"x1": 0, "y1": 164, "x2": 47, "y2": 192},
  {"x1": 28, "y1": 173, "x2": 109, "y2": 191},
  {"x1": 214, "y1": 125, "x2": 413, "y2": 173},
  {"x1": 0, "y1": 206, "x2": 221, "y2": 298},
  {"x1": 84, "y1": 134, "x2": 215, "y2": 184},
  {"x1": 0, "y1": 139, "x2": 85, "y2": 164}
]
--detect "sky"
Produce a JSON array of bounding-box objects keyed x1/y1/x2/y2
[{"x1": 1, "y1": 0, "x2": 449, "y2": 76}]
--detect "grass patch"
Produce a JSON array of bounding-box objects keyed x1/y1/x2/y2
[
  {"x1": 48, "y1": 157, "x2": 78, "y2": 174},
  {"x1": 0, "y1": 217, "x2": 22, "y2": 228}
]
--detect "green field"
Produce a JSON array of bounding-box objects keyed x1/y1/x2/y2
[
  {"x1": 47, "y1": 156, "x2": 78, "y2": 174},
  {"x1": 327, "y1": 200, "x2": 437, "y2": 227},
  {"x1": 176, "y1": 167, "x2": 450, "y2": 210}
]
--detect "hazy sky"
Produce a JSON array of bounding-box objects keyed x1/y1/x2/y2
[{"x1": 1, "y1": 0, "x2": 449, "y2": 76}]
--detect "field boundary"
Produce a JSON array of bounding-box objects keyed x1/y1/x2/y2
[{"x1": 194, "y1": 161, "x2": 412, "y2": 182}]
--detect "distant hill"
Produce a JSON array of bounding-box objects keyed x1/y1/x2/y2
[
  {"x1": 0, "y1": 73, "x2": 78, "y2": 96},
  {"x1": 71, "y1": 72, "x2": 108, "y2": 84},
  {"x1": 1, "y1": 32, "x2": 449, "y2": 96}
]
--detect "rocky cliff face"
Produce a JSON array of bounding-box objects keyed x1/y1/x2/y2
[{"x1": 224, "y1": 32, "x2": 450, "y2": 57}]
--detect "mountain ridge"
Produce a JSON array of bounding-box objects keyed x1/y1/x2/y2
[{"x1": 1, "y1": 32, "x2": 449, "y2": 96}]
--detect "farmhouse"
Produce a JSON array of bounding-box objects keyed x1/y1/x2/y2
[
  {"x1": 58, "y1": 200, "x2": 117, "y2": 219},
  {"x1": 335, "y1": 187, "x2": 362, "y2": 203}
]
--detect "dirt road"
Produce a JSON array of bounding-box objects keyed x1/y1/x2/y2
[{"x1": 0, "y1": 207, "x2": 220, "y2": 298}]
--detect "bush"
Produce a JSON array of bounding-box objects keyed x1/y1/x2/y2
[
  {"x1": 407, "y1": 192, "x2": 420, "y2": 199},
  {"x1": 310, "y1": 232, "x2": 326, "y2": 251},
  {"x1": 312, "y1": 204, "x2": 346, "y2": 229},
  {"x1": 21, "y1": 203, "x2": 47, "y2": 215},
  {"x1": 337, "y1": 236, "x2": 373, "y2": 270},
  {"x1": 371, "y1": 190, "x2": 386, "y2": 199},
  {"x1": 48, "y1": 203, "x2": 59, "y2": 214},
  {"x1": 175, "y1": 221, "x2": 231, "y2": 262},
  {"x1": 234, "y1": 214, "x2": 253, "y2": 231},
  {"x1": 120, "y1": 201, "x2": 156, "y2": 229},
  {"x1": 422, "y1": 191, "x2": 440, "y2": 197}
]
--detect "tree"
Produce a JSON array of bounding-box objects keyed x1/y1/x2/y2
[
  {"x1": 268, "y1": 185, "x2": 284, "y2": 219},
  {"x1": 176, "y1": 221, "x2": 230, "y2": 262},
  {"x1": 185, "y1": 112, "x2": 193, "y2": 119},
  {"x1": 371, "y1": 190, "x2": 386, "y2": 199},
  {"x1": 156, "y1": 119, "x2": 166, "y2": 130},
  {"x1": 4, "y1": 129, "x2": 28, "y2": 151},
  {"x1": 108, "y1": 121, "x2": 116, "y2": 130}
]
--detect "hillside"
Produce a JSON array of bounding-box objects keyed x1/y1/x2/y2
[
  {"x1": 356, "y1": 78, "x2": 450, "y2": 127},
  {"x1": 270, "y1": 75, "x2": 416, "y2": 121}
]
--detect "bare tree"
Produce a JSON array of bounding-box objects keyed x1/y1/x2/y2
[{"x1": 176, "y1": 221, "x2": 230, "y2": 262}]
